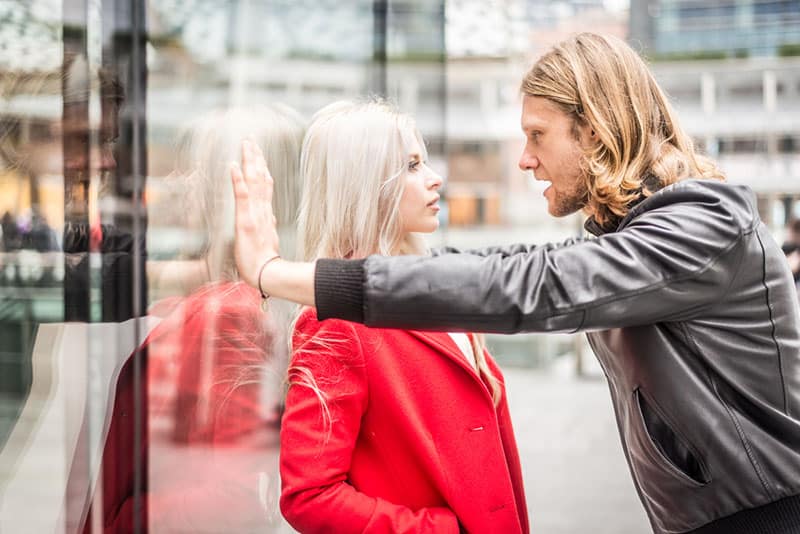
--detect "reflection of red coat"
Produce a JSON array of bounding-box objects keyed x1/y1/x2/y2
[
  {"x1": 83, "y1": 282, "x2": 275, "y2": 533},
  {"x1": 280, "y1": 309, "x2": 529, "y2": 534}
]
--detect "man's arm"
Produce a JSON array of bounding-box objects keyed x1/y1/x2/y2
[
  {"x1": 431, "y1": 237, "x2": 587, "y2": 259},
  {"x1": 231, "y1": 140, "x2": 746, "y2": 335},
  {"x1": 314, "y1": 189, "x2": 748, "y2": 333}
]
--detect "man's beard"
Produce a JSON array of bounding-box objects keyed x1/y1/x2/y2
[{"x1": 551, "y1": 177, "x2": 589, "y2": 217}]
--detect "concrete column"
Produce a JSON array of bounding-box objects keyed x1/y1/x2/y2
[
  {"x1": 701, "y1": 72, "x2": 716, "y2": 115},
  {"x1": 763, "y1": 69, "x2": 777, "y2": 113},
  {"x1": 399, "y1": 78, "x2": 419, "y2": 115},
  {"x1": 480, "y1": 79, "x2": 498, "y2": 115}
]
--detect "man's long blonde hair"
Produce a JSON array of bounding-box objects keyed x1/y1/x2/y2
[
  {"x1": 292, "y1": 100, "x2": 502, "y2": 418},
  {"x1": 521, "y1": 33, "x2": 725, "y2": 229}
]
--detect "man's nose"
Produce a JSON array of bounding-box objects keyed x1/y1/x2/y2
[{"x1": 518, "y1": 151, "x2": 538, "y2": 172}]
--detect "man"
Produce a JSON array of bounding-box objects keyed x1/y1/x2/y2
[{"x1": 231, "y1": 33, "x2": 800, "y2": 534}]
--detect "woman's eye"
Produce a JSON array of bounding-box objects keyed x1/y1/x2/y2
[{"x1": 408, "y1": 160, "x2": 420, "y2": 171}]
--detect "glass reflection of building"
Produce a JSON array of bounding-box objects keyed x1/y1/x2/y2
[
  {"x1": 630, "y1": 0, "x2": 800, "y2": 234},
  {"x1": 631, "y1": 0, "x2": 800, "y2": 58},
  {"x1": 0, "y1": 1, "x2": 444, "y2": 532}
]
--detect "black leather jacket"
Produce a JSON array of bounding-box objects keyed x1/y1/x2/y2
[{"x1": 315, "y1": 179, "x2": 800, "y2": 534}]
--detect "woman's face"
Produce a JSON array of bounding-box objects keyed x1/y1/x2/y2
[{"x1": 398, "y1": 136, "x2": 443, "y2": 235}]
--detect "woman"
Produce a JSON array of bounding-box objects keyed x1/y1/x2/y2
[{"x1": 278, "y1": 100, "x2": 528, "y2": 534}]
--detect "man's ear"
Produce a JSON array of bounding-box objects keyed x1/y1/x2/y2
[{"x1": 579, "y1": 122, "x2": 597, "y2": 147}]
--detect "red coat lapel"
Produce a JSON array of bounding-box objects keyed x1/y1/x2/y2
[{"x1": 405, "y1": 330, "x2": 493, "y2": 395}]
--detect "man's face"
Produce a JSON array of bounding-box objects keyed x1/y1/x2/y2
[
  {"x1": 62, "y1": 100, "x2": 119, "y2": 175},
  {"x1": 518, "y1": 95, "x2": 590, "y2": 217}
]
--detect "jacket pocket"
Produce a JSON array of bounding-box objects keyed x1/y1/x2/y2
[{"x1": 633, "y1": 387, "x2": 710, "y2": 487}]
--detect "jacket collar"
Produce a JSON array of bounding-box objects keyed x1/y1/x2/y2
[
  {"x1": 583, "y1": 174, "x2": 666, "y2": 236},
  {"x1": 583, "y1": 216, "x2": 609, "y2": 236}
]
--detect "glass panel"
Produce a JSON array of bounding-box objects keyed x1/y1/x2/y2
[{"x1": 0, "y1": 1, "x2": 446, "y2": 532}]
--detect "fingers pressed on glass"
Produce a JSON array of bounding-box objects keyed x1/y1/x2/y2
[{"x1": 230, "y1": 161, "x2": 247, "y2": 198}]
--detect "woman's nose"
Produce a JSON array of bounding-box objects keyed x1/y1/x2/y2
[{"x1": 427, "y1": 169, "x2": 443, "y2": 190}]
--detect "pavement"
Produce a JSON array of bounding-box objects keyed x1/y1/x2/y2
[
  {"x1": 0, "y1": 346, "x2": 652, "y2": 533},
  {"x1": 504, "y1": 361, "x2": 651, "y2": 534}
]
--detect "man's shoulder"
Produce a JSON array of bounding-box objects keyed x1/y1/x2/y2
[{"x1": 624, "y1": 179, "x2": 758, "y2": 236}]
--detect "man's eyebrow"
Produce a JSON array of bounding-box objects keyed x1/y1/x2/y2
[{"x1": 521, "y1": 121, "x2": 542, "y2": 133}]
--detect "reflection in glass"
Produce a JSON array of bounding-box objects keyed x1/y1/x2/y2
[
  {"x1": 82, "y1": 105, "x2": 304, "y2": 532},
  {"x1": 1, "y1": 1, "x2": 445, "y2": 532}
]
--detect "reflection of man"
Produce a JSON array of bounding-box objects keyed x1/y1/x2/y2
[
  {"x1": 232, "y1": 33, "x2": 800, "y2": 534},
  {"x1": 59, "y1": 57, "x2": 144, "y2": 323}
]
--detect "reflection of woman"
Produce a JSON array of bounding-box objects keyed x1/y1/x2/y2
[
  {"x1": 83, "y1": 105, "x2": 304, "y2": 533},
  {"x1": 279, "y1": 101, "x2": 528, "y2": 533}
]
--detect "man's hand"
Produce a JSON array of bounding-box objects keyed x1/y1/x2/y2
[{"x1": 231, "y1": 139, "x2": 281, "y2": 290}]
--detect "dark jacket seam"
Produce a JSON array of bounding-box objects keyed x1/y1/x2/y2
[
  {"x1": 719, "y1": 387, "x2": 776, "y2": 500},
  {"x1": 692, "y1": 326, "x2": 776, "y2": 501},
  {"x1": 754, "y1": 229, "x2": 788, "y2": 415}
]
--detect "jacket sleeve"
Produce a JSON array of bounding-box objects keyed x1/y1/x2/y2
[
  {"x1": 279, "y1": 313, "x2": 460, "y2": 534},
  {"x1": 316, "y1": 194, "x2": 748, "y2": 333},
  {"x1": 431, "y1": 237, "x2": 587, "y2": 259}
]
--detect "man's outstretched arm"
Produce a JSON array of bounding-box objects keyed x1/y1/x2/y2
[{"x1": 232, "y1": 141, "x2": 739, "y2": 334}]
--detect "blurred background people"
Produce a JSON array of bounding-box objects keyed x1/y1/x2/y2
[{"x1": 783, "y1": 218, "x2": 800, "y2": 296}]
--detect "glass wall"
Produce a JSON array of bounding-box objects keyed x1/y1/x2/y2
[{"x1": 0, "y1": 1, "x2": 445, "y2": 532}]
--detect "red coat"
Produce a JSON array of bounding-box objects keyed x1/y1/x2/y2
[{"x1": 280, "y1": 308, "x2": 529, "y2": 534}]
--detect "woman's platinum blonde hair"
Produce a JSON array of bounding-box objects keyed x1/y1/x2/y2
[
  {"x1": 521, "y1": 32, "x2": 725, "y2": 229},
  {"x1": 292, "y1": 98, "x2": 502, "y2": 408},
  {"x1": 297, "y1": 99, "x2": 427, "y2": 261},
  {"x1": 173, "y1": 104, "x2": 305, "y2": 280}
]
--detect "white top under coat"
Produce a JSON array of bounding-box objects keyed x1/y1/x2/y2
[{"x1": 447, "y1": 332, "x2": 477, "y2": 370}]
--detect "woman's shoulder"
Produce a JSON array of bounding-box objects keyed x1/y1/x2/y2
[
  {"x1": 293, "y1": 307, "x2": 373, "y2": 348},
  {"x1": 294, "y1": 307, "x2": 371, "y2": 337},
  {"x1": 291, "y1": 307, "x2": 371, "y2": 368}
]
